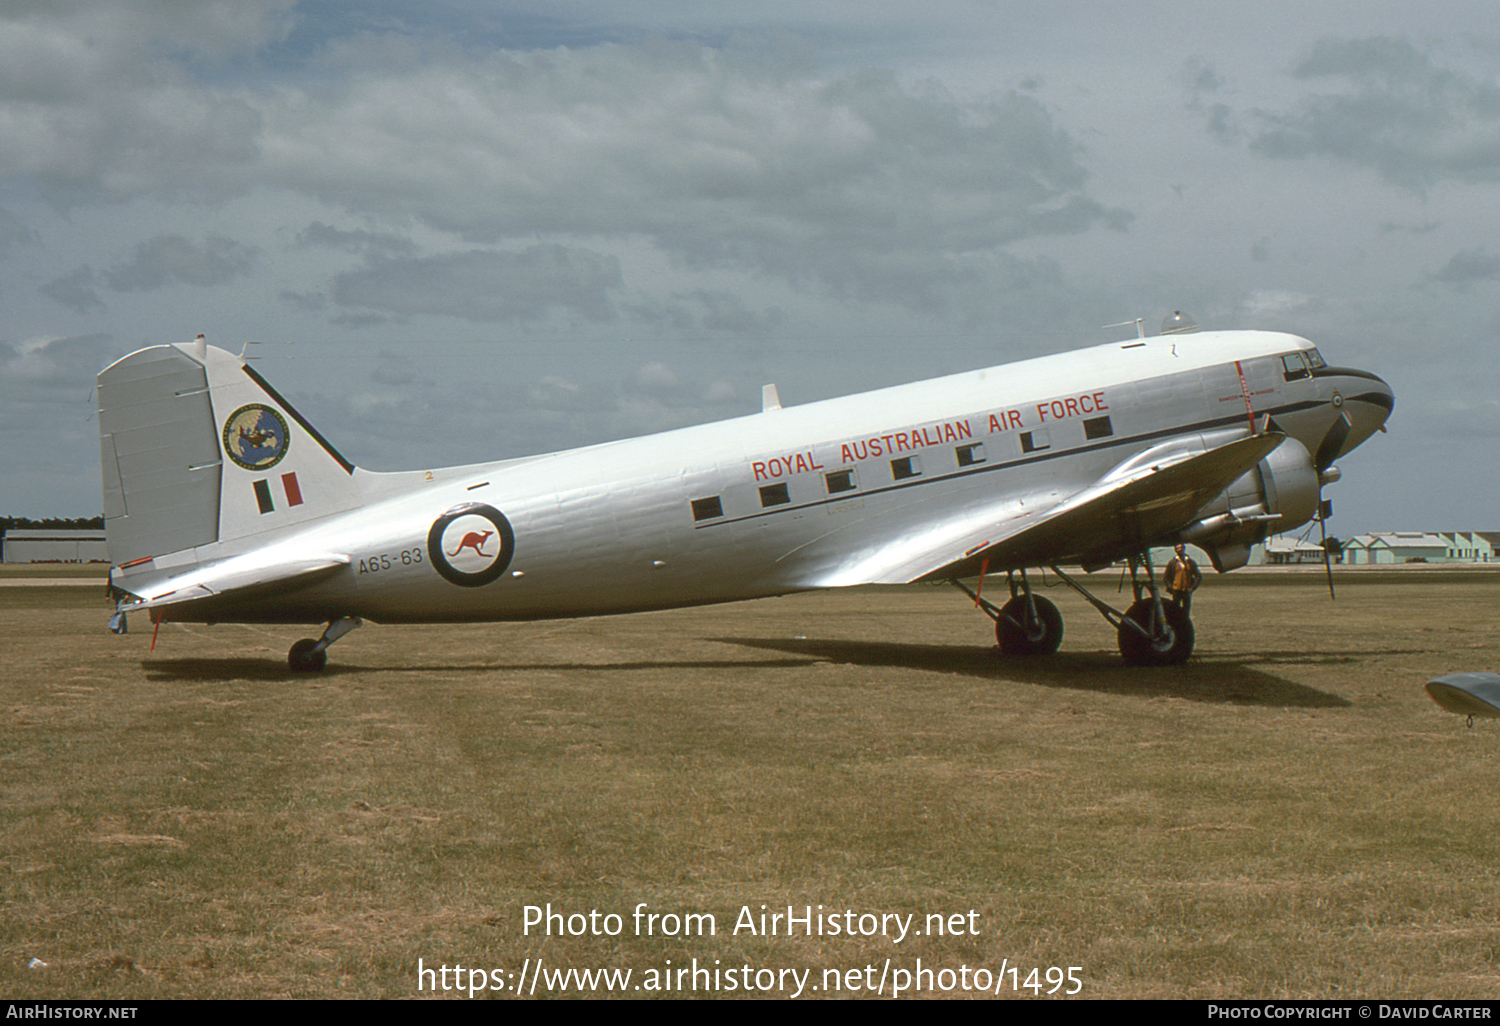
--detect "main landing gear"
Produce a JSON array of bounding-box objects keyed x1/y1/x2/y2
[
  {"x1": 288, "y1": 616, "x2": 362, "y2": 672},
  {"x1": 954, "y1": 554, "x2": 1195, "y2": 666},
  {"x1": 954, "y1": 570, "x2": 1064, "y2": 656}
]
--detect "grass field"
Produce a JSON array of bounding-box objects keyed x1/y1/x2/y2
[{"x1": 2, "y1": 569, "x2": 1498, "y2": 999}]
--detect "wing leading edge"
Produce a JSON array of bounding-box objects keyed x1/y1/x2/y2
[{"x1": 820, "y1": 431, "x2": 1287, "y2": 586}]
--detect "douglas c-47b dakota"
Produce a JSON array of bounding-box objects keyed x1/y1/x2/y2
[{"x1": 97, "y1": 318, "x2": 1393, "y2": 671}]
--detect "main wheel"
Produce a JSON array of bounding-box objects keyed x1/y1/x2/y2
[
  {"x1": 1117, "y1": 598, "x2": 1194, "y2": 666},
  {"x1": 288, "y1": 638, "x2": 328, "y2": 673},
  {"x1": 995, "y1": 595, "x2": 1064, "y2": 655}
]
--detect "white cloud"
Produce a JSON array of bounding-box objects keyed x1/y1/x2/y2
[
  {"x1": 39, "y1": 267, "x2": 105, "y2": 314},
  {"x1": 1217, "y1": 36, "x2": 1500, "y2": 191},
  {"x1": 1, "y1": 2, "x2": 1497, "y2": 533},
  {"x1": 0, "y1": 208, "x2": 39, "y2": 255},
  {"x1": 327, "y1": 245, "x2": 623, "y2": 323},
  {"x1": 0, "y1": 333, "x2": 114, "y2": 389},
  {"x1": 1429, "y1": 246, "x2": 1500, "y2": 290},
  {"x1": 633, "y1": 360, "x2": 680, "y2": 392},
  {"x1": 103, "y1": 234, "x2": 259, "y2": 291},
  {"x1": 1241, "y1": 289, "x2": 1315, "y2": 319},
  {"x1": 5, "y1": 22, "x2": 1125, "y2": 314}
]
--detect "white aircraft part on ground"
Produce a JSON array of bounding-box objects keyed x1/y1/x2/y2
[{"x1": 1426, "y1": 673, "x2": 1500, "y2": 723}]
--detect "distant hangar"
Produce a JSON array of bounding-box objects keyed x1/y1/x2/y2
[{"x1": 1, "y1": 528, "x2": 108, "y2": 563}]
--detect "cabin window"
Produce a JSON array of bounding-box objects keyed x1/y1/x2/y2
[
  {"x1": 759, "y1": 483, "x2": 791, "y2": 507},
  {"x1": 825, "y1": 468, "x2": 857, "y2": 494},
  {"x1": 1020, "y1": 430, "x2": 1050, "y2": 453},
  {"x1": 691, "y1": 496, "x2": 724, "y2": 521},
  {"x1": 1306, "y1": 348, "x2": 1327, "y2": 370},
  {"x1": 1281, "y1": 353, "x2": 1309, "y2": 381},
  {"x1": 890, "y1": 455, "x2": 922, "y2": 480},
  {"x1": 956, "y1": 442, "x2": 985, "y2": 467},
  {"x1": 1083, "y1": 416, "x2": 1113, "y2": 440}
]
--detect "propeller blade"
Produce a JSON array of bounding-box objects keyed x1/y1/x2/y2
[
  {"x1": 1318, "y1": 505, "x2": 1335, "y2": 600},
  {"x1": 1310, "y1": 411, "x2": 1350, "y2": 598},
  {"x1": 1314, "y1": 412, "x2": 1352, "y2": 473}
]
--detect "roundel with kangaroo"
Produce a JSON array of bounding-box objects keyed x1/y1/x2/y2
[{"x1": 427, "y1": 502, "x2": 515, "y2": 587}]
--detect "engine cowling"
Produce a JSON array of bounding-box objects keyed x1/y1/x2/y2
[{"x1": 1177, "y1": 437, "x2": 1321, "y2": 572}]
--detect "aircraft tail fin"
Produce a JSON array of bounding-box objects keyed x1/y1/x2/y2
[{"x1": 98, "y1": 337, "x2": 362, "y2": 570}]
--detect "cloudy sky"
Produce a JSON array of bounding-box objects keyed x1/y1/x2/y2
[{"x1": 4, "y1": 1, "x2": 1497, "y2": 540}]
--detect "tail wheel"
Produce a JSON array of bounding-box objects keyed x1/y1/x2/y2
[
  {"x1": 288, "y1": 638, "x2": 328, "y2": 673},
  {"x1": 996, "y1": 595, "x2": 1064, "y2": 655},
  {"x1": 1118, "y1": 599, "x2": 1194, "y2": 666}
]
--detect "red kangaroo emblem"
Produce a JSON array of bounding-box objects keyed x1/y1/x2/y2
[{"x1": 447, "y1": 530, "x2": 494, "y2": 558}]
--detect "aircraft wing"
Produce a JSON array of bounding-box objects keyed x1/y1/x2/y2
[{"x1": 823, "y1": 432, "x2": 1286, "y2": 586}]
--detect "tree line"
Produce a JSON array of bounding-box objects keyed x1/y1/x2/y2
[{"x1": 1, "y1": 516, "x2": 105, "y2": 534}]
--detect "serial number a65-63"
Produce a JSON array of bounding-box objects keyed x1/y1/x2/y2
[{"x1": 358, "y1": 548, "x2": 424, "y2": 574}]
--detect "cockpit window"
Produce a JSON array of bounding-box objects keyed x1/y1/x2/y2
[
  {"x1": 1281, "y1": 353, "x2": 1309, "y2": 381},
  {"x1": 1305, "y1": 348, "x2": 1326, "y2": 369}
]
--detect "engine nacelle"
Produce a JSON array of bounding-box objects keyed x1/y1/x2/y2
[{"x1": 1176, "y1": 437, "x2": 1321, "y2": 572}]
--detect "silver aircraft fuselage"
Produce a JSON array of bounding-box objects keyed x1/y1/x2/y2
[{"x1": 101, "y1": 329, "x2": 1392, "y2": 631}]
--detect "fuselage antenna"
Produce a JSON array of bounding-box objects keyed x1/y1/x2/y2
[{"x1": 1104, "y1": 318, "x2": 1146, "y2": 339}]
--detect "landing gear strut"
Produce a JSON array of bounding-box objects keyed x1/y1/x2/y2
[
  {"x1": 953, "y1": 570, "x2": 1064, "y2": 656},
  {"x1": 997, "y1": 593, "x2": 1065, "y2": 655},
  {"x1": 956, "y1": 553, "x2": 1195, "y2": 666},
  {"x1": 288, "y1": 616, "x2": 362, "y2": 672},
  {"x1": 1048, "y1": 551, "x2": 1195, "y2": 666}
]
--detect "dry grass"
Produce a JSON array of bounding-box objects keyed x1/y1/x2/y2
[{"x1": 2, "y1": 569, "x2": 1498, "y2": 998}]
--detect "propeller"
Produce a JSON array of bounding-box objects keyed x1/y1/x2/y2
[
  {"x1": 1311, "y1": 412, "x2": 1352, "y2": 600},
  {"x1": 1316, "y1": 508, "x2": 1337, "y2": 599},
  {"x1": 1313, "y1": 411, "x2": 1351, "y2": 475}
]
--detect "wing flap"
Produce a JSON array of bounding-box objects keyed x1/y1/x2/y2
[{"x1": 828, "y1": 432, "x2": 1285, "y2": 586}]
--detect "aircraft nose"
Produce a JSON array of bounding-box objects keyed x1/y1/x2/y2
[{"x1": 1332, "y1": 369, "x2": 1394, "y2": 456}]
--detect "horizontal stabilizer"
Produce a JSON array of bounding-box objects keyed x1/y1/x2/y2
[{"x1": 115, "y1": 553, "x2": 349, "y2": 613}]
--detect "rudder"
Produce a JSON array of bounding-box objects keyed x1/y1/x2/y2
[{"x1": 99, "y1": 336, "x2": 362, "y2": 570}]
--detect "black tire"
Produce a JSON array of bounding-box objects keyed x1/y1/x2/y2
[
  {"x1": 288, "y1": 638, "x2": 328, "y2": 673},
  {"x1": 995, "y1": 595, "x2": 1064, "y2": 655},
  {"x1": 1117, "y1": 598, "x2": 1194, "y2": 666}
]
